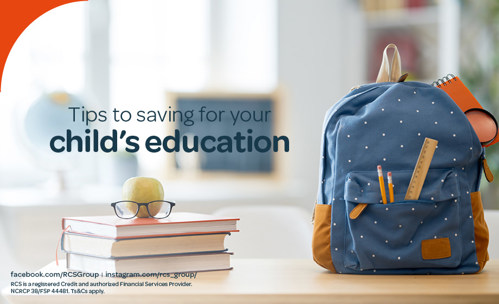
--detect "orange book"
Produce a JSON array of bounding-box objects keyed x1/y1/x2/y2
[
  {"x1": 434, "y1": 75, "x2": 498, "y2": 147},
  {"x1": 62, "y1": 213, "x2": 239, "y2": 239}
]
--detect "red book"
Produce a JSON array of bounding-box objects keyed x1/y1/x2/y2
[{"x1": 62, "y1": 213, "x2": 239, "y2": 239}]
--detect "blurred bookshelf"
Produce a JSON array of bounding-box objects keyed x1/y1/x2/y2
[
  {"x1": 357, "y1": 0, "x2": 499, "y2": 209},
  {"x1": 359, "y1": 0, "x2": 460, "y2": 83}
]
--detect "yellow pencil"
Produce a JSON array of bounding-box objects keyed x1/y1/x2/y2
[
  {"x1": 387, "y1": 171, "x2": 394, "y2": 203},
  {"x1": 377, "y1": 165, "x2": 388, "y2": 204}
]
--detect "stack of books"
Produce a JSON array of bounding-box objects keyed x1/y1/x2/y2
[{"x1": 61, "y1": 213, "x2": 239, "y2": 273}]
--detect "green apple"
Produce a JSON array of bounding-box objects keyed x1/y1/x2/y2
[{"x1": 122, "y1": 177, "x2": 164, "y2": 218}]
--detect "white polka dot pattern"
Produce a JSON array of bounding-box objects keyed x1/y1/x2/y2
[{"x1": 316, "y1": 82, "x2": 485, "y2": 274}]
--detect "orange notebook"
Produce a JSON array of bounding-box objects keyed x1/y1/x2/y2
[{"x1": 434, "y1": 74, "x2": 498, "y2": 147}]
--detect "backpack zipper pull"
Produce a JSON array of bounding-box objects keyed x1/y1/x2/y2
[
  {"x1": 349, "y1": 203, "x2": 368, "y2": 220},
  {"x1": 397, "y1": 73, "x2": 409, "y2": 82},
  {"x1": 482, "y1": 156, "x2": 494, "y2": 182}
]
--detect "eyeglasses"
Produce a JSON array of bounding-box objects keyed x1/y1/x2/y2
[{"x1": 111, "y1": 200, "x2": 176, "y2": 219}]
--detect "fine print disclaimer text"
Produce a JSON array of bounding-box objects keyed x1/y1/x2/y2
[{"x1": 9, "y1": 271, "x2": 196, "y2": 295}]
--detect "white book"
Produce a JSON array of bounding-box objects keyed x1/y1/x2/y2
[
  {"x1": 66, "y1": 252, "x2": 233, "y2": 273},
  {"x1": 63, "y1": 232, "x2": 229, "y2": 258}
]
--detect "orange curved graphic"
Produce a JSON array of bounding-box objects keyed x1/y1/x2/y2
[{"x1": 0, "y1": 0, "x2": 88, "y2": 92}]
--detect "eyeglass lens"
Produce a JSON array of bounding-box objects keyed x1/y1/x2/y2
[
  {"x1": 147, "y1": 201, "x2": 173, "y2": 218},
  {"x1": 114, "y1": 201, "x2": 173, "y2": 219},
  {"x1": 114, "y1": 201, "x2": 138, "y2": 219}
]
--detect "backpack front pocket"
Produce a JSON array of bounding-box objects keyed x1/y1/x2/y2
[{"x1": 343, "y1": 169, "x2": 462, "y2": 271}]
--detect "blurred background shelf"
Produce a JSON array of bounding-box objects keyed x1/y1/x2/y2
[
  {"x1": 365, "y1": 6, "x2": 439, "y2": 29},
  {"x1": 359, "y1": 0, "x2": 459, "y2": 82}
]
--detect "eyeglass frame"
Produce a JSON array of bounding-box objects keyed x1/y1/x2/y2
[{"x1": 110, "y1": 200, "x2": 176, "y2": 219}]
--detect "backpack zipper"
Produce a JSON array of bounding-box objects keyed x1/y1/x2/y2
[{"x1": 481, "y1": 155, "x2": 494, "y2": 182}]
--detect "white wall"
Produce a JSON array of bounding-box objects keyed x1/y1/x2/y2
[{"x1": 277, "y1": 0, "x2": 364, "y2": 207}]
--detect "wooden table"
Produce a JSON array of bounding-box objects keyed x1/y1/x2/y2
[{"x1": 3, "y1": 259, "x2": 499, "y2": 303}]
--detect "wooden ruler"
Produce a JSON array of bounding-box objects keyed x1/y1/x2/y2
[{"x1": 404, "y1": 138, "x2": 438, "y2": 200}]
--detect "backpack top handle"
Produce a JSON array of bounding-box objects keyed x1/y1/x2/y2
[{"x1": 376, "y1": 43, "x2": 402, "y2": 83}]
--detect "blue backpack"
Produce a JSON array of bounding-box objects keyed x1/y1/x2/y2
[{"x1": 312, "y1": 44, "x2": 490, "y2": 274}]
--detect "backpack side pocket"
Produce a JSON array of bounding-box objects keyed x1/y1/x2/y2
[
  {"x1": 312, "y1": 204, "x2": 336, "y2": 272},
  {"x1": 470, "y1": 191, "x2": 489, "y2": 272}
]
